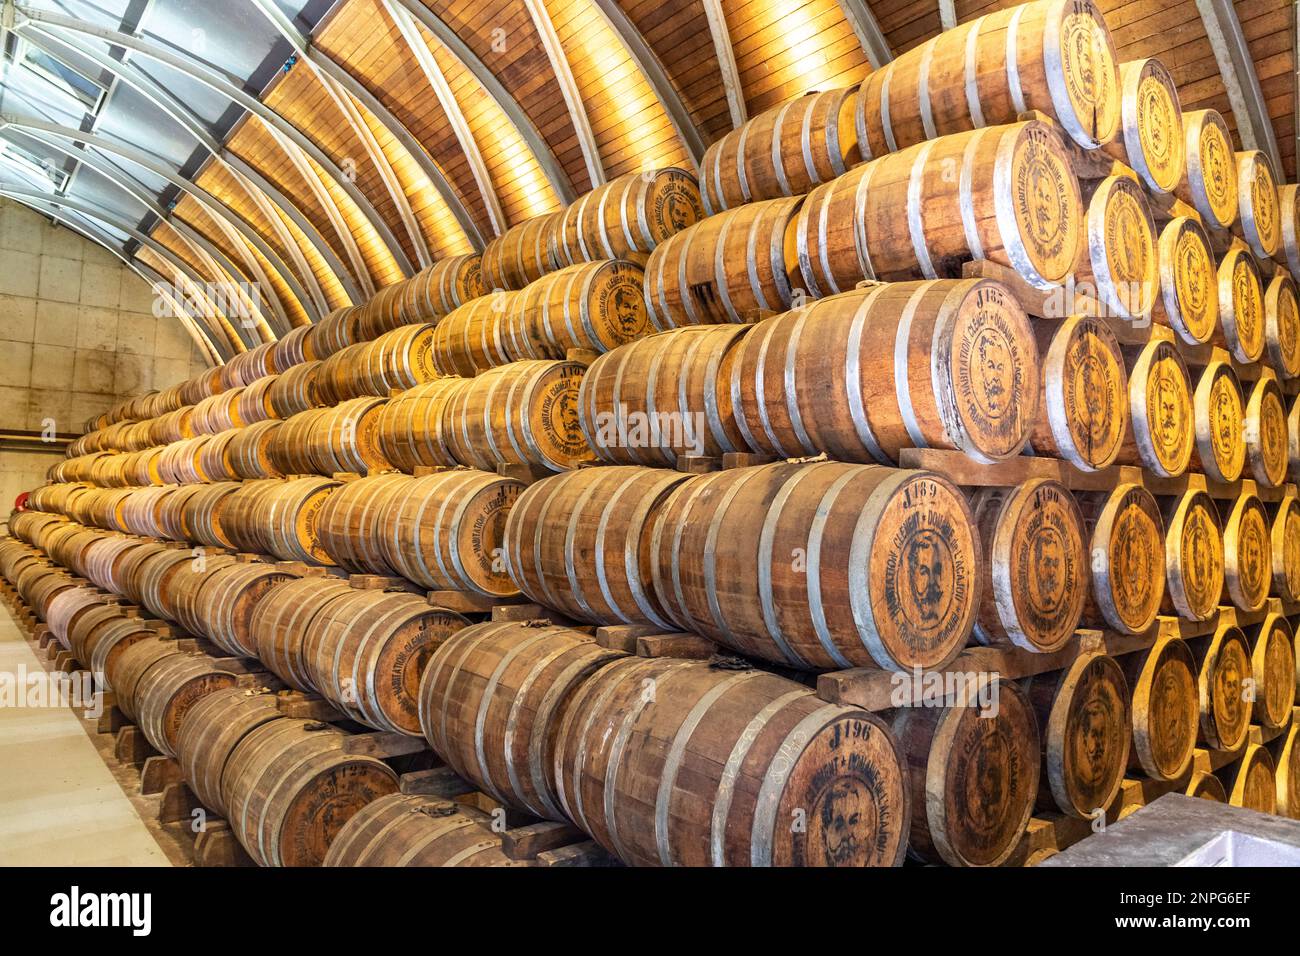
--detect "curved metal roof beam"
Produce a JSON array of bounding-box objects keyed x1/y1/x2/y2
[
  {"x1": 588, "y1": 0, "x2": 706, "y2": 164},
  {"x1": 2, "y1": 127, "x2": 291, "y2": 334},
  {"x1": 13, "y1": 19, "x2": 362, "y2": 304},
  {"x1": 381, "y1": 0, "x2": 505, "y2": 236},
  {"x1": 0, "y1": 190, "x2": 231, "y2": 361},
  {"x1": 14, "y1": 5, "x2": 416, "y2": 278},
  {"x1": 383, "y1": 0, "x2": 576, "y2": 206},
  {"x1": 699, "y1": 0, "x2": 746, "y2": 129},
  {"x1": 522, "y1": 0, "x2": 605, "y2": 188},
  {"x1": 0, "y1": 185, "x2": 257, "y2": 353},
  {"x1": 837, "y1": 0, "x2": 894, "y2": 69},
  {"x1": 247, "y1": 0, "x2": 489, "y2": 248},
  {"x1": 0, "y1": 113, "x2": 329, "y2": 319}
]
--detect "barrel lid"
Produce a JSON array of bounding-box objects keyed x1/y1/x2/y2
[
  {"x1": 1200, "y1": 623, "x2": 1252, "y2": 752},
  {"x1": 1265, "y1": 271, "x2": 1300, "y2": 378},
  {"x1": 1087, "y1": 174, "x2": 1158, "y2": 322},
  {"x1": 1230, "y1": 743, "x2": 1278, "y2": 813},
  {"x1": 1131, "y1": 635, "x2": 1197, "y2": 780},
  {"x1": 1120, "y1": 58, "x2": 1184, "y2": 194},
  {"x1": 1187, "y1": 110, "x2": 1238, "y2": 230},
  {"x1": 1194, "y1": 360, "x2": 1244, "y2": 483},
  {"x1": 1237, "y1": 150, "x2": 1281, "y2": 260},
  {"x1": 994, "y1": 121, "x2": 1083, "y2": 290},
  {"x1": 1128, "y1": 337, "x2": 1194, "y2": 478},
  {"x1": 1091, "y1": 483, "x2": 1164, "y2": 634},
  {"x1": 1219, "y1": 247, "x2": 1265, "y2": 364},
  {"x1": 1157, "y1": 216, "x2": 1217, "y2": 345},
  {"x1": 1043, "y1": 0, "x2": 1121, "y2": 148},
  {"x1": 1251, "y1": 613, "x2": 1296, "y2": 729},
  {"x1": 1041, "y1": 315, "x2": 1127, "y2": 470},
  {"x1": 1164, "y1": 489, "x2": 1224, "y2": 622},
  {"x1": 1044, "y1": 653, "x2": 1130, "y2": 818}
]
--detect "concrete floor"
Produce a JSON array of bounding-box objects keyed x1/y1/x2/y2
[{"x1": 0, "y1": 610, "x2": 169, "y2": 866}]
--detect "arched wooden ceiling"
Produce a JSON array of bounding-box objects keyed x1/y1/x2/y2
[{"x1": 0, "y1": 0, "x2": 1292, "y2": 362}]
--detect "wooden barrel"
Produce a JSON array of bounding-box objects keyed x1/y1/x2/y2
[
  {"x1": 309, "y1": 305, "x2": 364, "y2": 359},
  {"x1": 46, "y1": 586, "x2": 108, "y2": 653},
  {"x1": 1153, "y1": 217, "x2": 1217, "y2": 346},
  {"x1": 1194, "y1": 623, "x2": 1252, "y2": 751},
  {"x1": 1186, "y1": 770, "x2": 1227, "y2": 802},
  {"x1": 303, "y1": 590, "x2": 468, "y2": 735},
  {"x1": 1114, "y1": 337, "x2": 1194, "y2": 477},
  {"x1": 443, "y1": 360, "x2": 592, "y2": 472},
  {"x1": 1276, "y1": 183, "x2": 1300, "y2": 276},
  {"x1": 504, "y1": 259, "x2": 650, "y2": 360},
  {"x1": 197, "y1": 429, "x2": 239, "y2": 482},
  {"x1": 1265, "y1": 271, "x2": 1300, "y2": 380},
  {"x1": 556, "y1": 656, "x2": 909, "y2": 866},
  {"x1": 135, "y1": 653, "x2": 239, "y2": 758},
  {"x1": 1101, "y1": 58, "x2": 1184, "y2": 195},
  {"x1": 114, "y1": 542, "x2": 169, "y2": 606},
  {"x1": 221, "y1": 719, "x2": 399, "y2": 866},
  {"x1": 856, "y1": 0, "x2": 1119, "y2": 155},
  {"x1": 251, "y1": 576, "x2": 356, "y2": 692},
  {"x1": 480, "y1": 212, "x2": 563, "y2": 291},
  {"x1": 267, "y1": 360, "x2": 320, "y2": 418},
  {"x1": 644, "y1": 197, "x2": 801, "y2": 329},
  {"x1": 191, "y1": 563, "x2": 298, "y2": 658},
  {"x1": 1077, "y1": 484, "x2": 1165, "y2": 634},
  {"x1": 236, "y1": 375, "x2": 277, "y2": 424},
  {"x1": 1124, "y1": 637, "x2": 1198, "y2": 781},
  {"x1": 562, "y1": 167, "x2": 705, "y2": 265},
  {"x1": 1191, "y1": 360, "x2": 1245, "y2": 482},
  {"x1": 1078, "y1": 174, "x2": 1159, "y2": 322},
  {"x1": 363, "y1": 323, "x2": 438, "y2": 395},
  {"x1": 579, "y1": 325, "x2": 750, "y2": 466},
  {"x1": 1248, "y1": 613, "x2": 1296, "y2": 730},
  {"x1": 68, "y1": 603, "x2": 131, "y2": 667},
  {"x1": 1234, "y1": 150, "x2": 1281, "y2": 261},
  {"x1": 272, "y1": 324, "x2": 311, "y2": 372},
  {"x1": 1025, "y1": 653, "x2": 1130, "y2": 819},
  {"x1": 227, "y1": 420, "x2": 283, "y2": 480},
  {"x1": 651, "y1": 460, "x2": 980, "y2": 671},
  {"x1": 182, "y1": 481, "x2": 242, "y2": 551},
  {"x1": 733, "y1": 279, "x2": 1038, "y2": 465},
  {"x1": 1175, "y1": 110, "x2": 1238, "y2": 230},
  {"x1": 88, "y1": 617, "x2": 156, "y2": 691},
  {"x1": 1223, "y1": 492, "x2": 1270, "y2": 612},
  {"x1": 1216, "y1": 247, "x2": 1265, "y2": 365},
  {"x1": 1245, "y1": 375, "x2": 1289, "y2": 488},
  {"x1": 269, "y1": 408, "x2": 330, "y2": 475},
  {"x1": 1161, "y1": 490, "x2": 1225, "y2": 622},
  {"x1": 110, "y1": 636, "x2": 184, "y2": 722},
  {"x1": 305, "y1": 398, "x2": 392, "y2": 477},
  {"x1": 323, "y1": 795, "x2": 527, "y2": 867},
  {"x1": 1271, "y1": 495, "x2": 1300, "y2": 603},
  {"x1": 1029, "y1": 316, "x2": 1128, "y2": 471},
  {"x1": 1225, "y1": 743, "x2": 1277, "y2": 813},
  {"x1": 176, "y1": 687, "x2": 283, "y2": 817},
  {"x1": 797, "y1": 121, "x2": 1082, "y2": 295},
  {"x1": 250, "y1": 477, "x2": 340, "y2": 564},
  {"x1": 430, "y1": 293, "x2": 515, "y2": 376},
  {"x1": 701, "y1": 88, "x2": 858, "y2": 213},
  {"x1": 969, "y1": 479, "x2": 1086, "y2": 652},
  {"x1": 314, "y1": 342, "x2": 368, "y2": 406},
  {"x1": 419, "y1": 622, "x2": 625, "y2": 818},
  {"x1": 315, "y1": 473, "x2": 411, "y2": 576},
  {"x1": 375, "y1": 379, "x2": 466, "y2": 473},
  {"x1": 137, "y1": 548, "x2": 206, "y2": 622},
  {"x1": 355, "y1": 280, "x2": 409, "y2": 341},
  {"x1": 505, "y1": 467, "x2": 689, "y2": 628},
  {"x1": 377, "y1": 469, "x2": 524, "y2": 597},
  {"x1": 890, "y1": 678, "x2": 1038, "y2": 867},
  {"x1": 403, "y1": 254, "x2": 484, "y2": 317},
  {"x1": 1274, "y1": 724, "x2": 1300, "y2": 817}
]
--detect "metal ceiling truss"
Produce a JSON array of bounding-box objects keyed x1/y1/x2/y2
[
  {"x1": 0, "y1": 114, "x2": 329, "y2": 320},
  {"x1": 837, "y1": 0, "x2": 894, "y2": 69},
  {"x1": 699, "y1": 0, "x2": 747, "y2": 129},
  {"x1": 8, "y1": 27, "x2": 346, "y2": 310},
  {"x1": 14, "y1": 5, "x2": 417, "y2": 278}
]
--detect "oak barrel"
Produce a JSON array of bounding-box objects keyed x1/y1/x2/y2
[
  {"x1": 1225, "y1": 744, "x2": 1277, "y2": 814},
  {"x1": 430, "y1": 293, "x2": 516, "y2": 376},
  {"x1": 315, "y1": 473, "x2": 411, "y2": 576},
  {"x1": 1174, "y1": 110, "x2": 1238, "y2": 230},
  {"x1": 505, "y1": 259, "x2": 650, "y2": 358},
  {"x1": 1194, "y1": 623, "x2": 1253, "y2": 752},
  {"x1": 1101, "y1": 58, "x2": 1184, "y2": 195},
  {"x1": 1265, "y1": 271, "x2": 1300, "y2": 380},
  {"x1": 1223, "y1": 492, "x2": 1270, "y2": 612},
  {"x1": 555, "y1": 656, "x2": 910, "y2": 866},
  {"x1": 1271, "y1": 495, "x2": 1300, "y2": 603},
  {"x1": 505, "y1": 467, "x2": 689, "y2": 628},
  {"x1": 375, "y1": 378, "x2": 466, "y2": 473},
  {"x1": 324, "y1": 795, "x2": 526, "y2": 867},
  {"x1": 650, "y1": 461, "x2": 980, "y2": 671},
  {"x1": 1029, "y1": 316, "x2": 1128, "y2": 471},
  {"x1": 135, "y1": 652, "x2": 239, "y2": 758},
  {"x1": 1191, "y1": 360, "x2": 1245, "y2": 483},
  {"x1": 969, "y1": 478, "x2": 1086, "y2": 652},
  {"x1": 1249, "y1": 613, "x2": 1296, "y2": 731},
  {"x1": 191, "y1": 563, "x2": 297, "y2": 658},
  {"x1": 1123, "y1": 637, "x2": 1198, "y2": 781},
  {"x1": 1152, "y1": 216, "x2": 1217, "y2": 345},
  {"x1": 404, "y1": 254, "x2": 484, "y2": 317},
  {"x1": 732, "y1": 279, "x2": 1038, "y2": 464},
  {"x1": 1244, "y1": 374, "x2": 1289, "y2": 488},
  {"x1": 560, "y1": 167, "x2": 704, "y2": 264},
  {"x1": 1077, "y1": 173, "x2": 1159, "y2": 322},
  {"x1": 419, "y1": 622, "x2": 625, "y2": 819},
  {"x1": 221, "y1": 719, "x2": 399, "y2": 867},
  {"x1": 176, "y1": 687, "x2": 283, "y2": 817},
  {"x1": 1161, "y1": 490, "x2": 1225, "y2": 622},
  {"x1": 1077, "y1": 484, "x2": 1165, "y2": 634},
  {"x1": 1216, "y1": 247, "x2": 1265, "y2": 365},
  {"x1": 1234, "y1": 150, "x2": 1281, "y2": 261},
  {"x1": 1114, "y1": 336, "x2": 1194, "y2": 477},
  {"x1": 251, "y1": 576, "x2": 356, "y2": 692}
]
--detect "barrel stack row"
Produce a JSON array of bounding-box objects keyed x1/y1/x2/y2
[{"x1": 10, "y1": 0, "x2": 1300, "y2": 866}]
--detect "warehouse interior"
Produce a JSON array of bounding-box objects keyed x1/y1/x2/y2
[{"x1": 0, "y1": 0, "x2": 1299, "y2": 874}]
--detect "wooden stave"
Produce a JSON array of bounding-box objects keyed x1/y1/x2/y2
[
  {"x1": 250, "y1": 576, "x2": 356, "y2": 692},
  {"x1": 504, "y1": 466, "x2": 690, "y2": 628},
  {"x1": 554, "y1": 655, "x2": 910, "y2": 867},
  {"x1": 649, "y1": 460, "x2": 980, "y2": 672}
]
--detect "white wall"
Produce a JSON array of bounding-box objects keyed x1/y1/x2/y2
[{"x1": 0, "y1": 198, "x2": 210, "y2": 437}]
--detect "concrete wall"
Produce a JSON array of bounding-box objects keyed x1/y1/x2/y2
[
  {"x1": 0, "y1": 198, "x2": 210, "y2": 437},
  {"x1": 0, "y1": 447, "x2": 64, "y2": 517}
]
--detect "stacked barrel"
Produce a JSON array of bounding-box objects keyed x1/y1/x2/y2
[{"x1": 5, "y1": 0, "x2": 1300, "y2": 867}]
